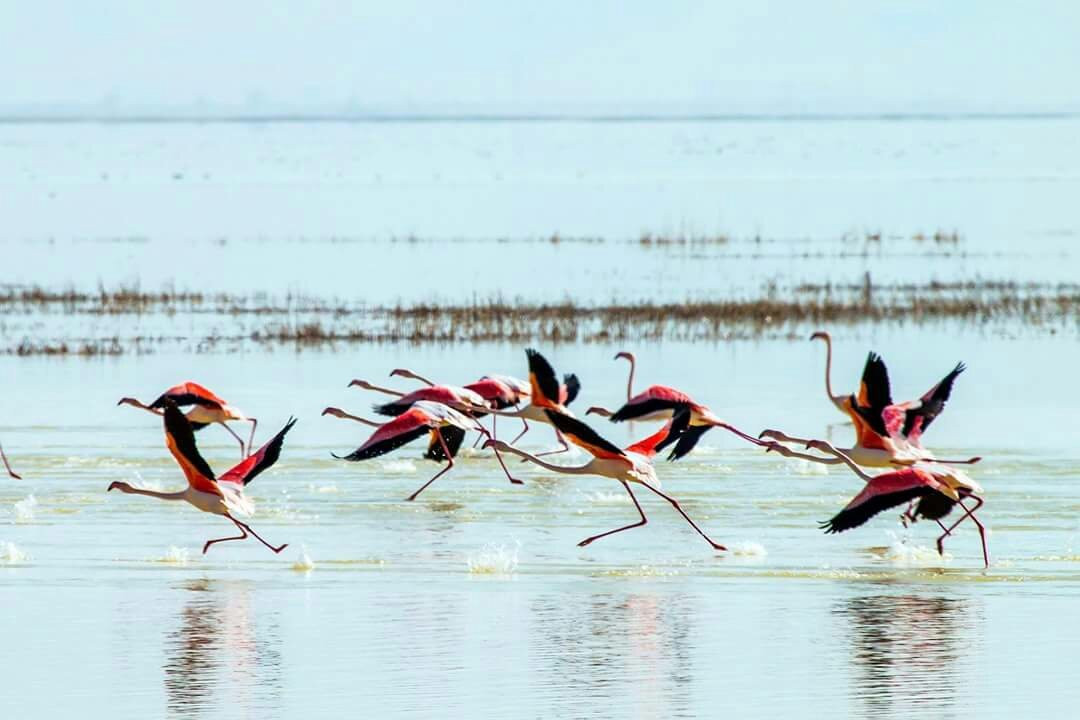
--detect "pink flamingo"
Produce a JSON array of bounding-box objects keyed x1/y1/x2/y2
[
  {"x1": 486, "y1": 409, "x2": 727, "y2": 550},
  {"x1": 1, "y1": 440, "x2": 20, "y2": 479},
  {"x1": 805, "y1": 440, "x2": 988, "y2": 567},
  {"x1": 585, "y1": 356, "x2": 771, "y2": 459},
  {"x1": 478, "y1": 349, "x2": 581, "y2": 458},
  {"x1": 331, "y1": 401, "x2": 521, "y2": 500},
  {"x1": 761, "y1": 352, "x2": 978, "y2": 467},
  {"x1": 107, "y1": 399, "x2": 293, "y2": 554},
  {"x1": 118, "y1": 381, "x2": 257, "y2": 458}
]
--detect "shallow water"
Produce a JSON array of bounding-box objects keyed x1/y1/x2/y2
[{"x1": 3, "y1": 117, "x2": 1080, "y2": 717}]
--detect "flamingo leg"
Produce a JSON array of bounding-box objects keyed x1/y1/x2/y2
[
  {"x1": 578, "y1": 482, "x2": 648, "y2": 547},
  {"x1": 246, "y1": 418, "x2": 258, "y2": 456},
  {"x1": 469, "y1": 423, "x2": 523, "y2": 486},
  {"x1": 219, "y1": 421, "x2": 247, "y2": 457},
  {"x1": 509, "y1": 418, "x2": 530, "y2": 445},
  {"x1": 0, "y1": 442, "x2": 20, "y2": 480},
  {"x1": 232, "y1": 518, "x2": 288, "y2": 554},
  {"x1": 934, "y1": 497, "x2": 988, "y2": 567},
  {"x1": 637, "y1": 479, "x2": 726, "y2": 551},
  {"x1": 203, "y1": 519, "x2": 249, "y2": 554},
  {"x1": 716, "y1": 422, "x2": 773, "y2": 448},
  {"x1": 532, "y1": 429, "x2": 571, "y2": 459},
  {"x1": 406, "y1": 429, "x2": 455, "y2": 501}
]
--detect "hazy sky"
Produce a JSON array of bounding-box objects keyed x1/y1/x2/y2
[{"x1": 3, "y1": 1, "x2": 1077, "y2": 114}]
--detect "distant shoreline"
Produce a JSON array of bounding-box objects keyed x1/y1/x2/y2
[{"x1": 0, "y1": 111, "x2": 1078, "y2": 125}]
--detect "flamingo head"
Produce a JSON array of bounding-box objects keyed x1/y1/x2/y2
[
  {"x1": 585, "y1": 406, "x2": 612, "y2": 418},
  {"x1": 321, "y1": 407, "x2": 346, "y2": 418},
  {"x1": 482, "y1": 438, "x2": 510, "y2": 452},
  {"x1": 117, "y1": 397, "x2": 140, "y2": 408},
  {"x1": 809, "y1": 331, "x2": 830, "y2": 343},
  {"x1": 107, "y1": 481, "x2": 131, "y2": 493},
  {"x1": 388, "y1": 368, "x2": 414, "y2": 379},
  {"x1": 614, "y1": 351, "x2": 635, "y2": 363},
  {"x1": 348, "y1": 379, "x2": 372, "y2": 390}
]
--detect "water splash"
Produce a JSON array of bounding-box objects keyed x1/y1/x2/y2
[
  {"x1": 0, "y1": 541, "x2": 29, "y2": 564},
  {"x1": 466, "y1": 541, "x2": 519, "y2": 575},
  {"x1": 380, "y1": 459, "x2": 417, "y2": 474},
  {"x1": 584, "y1": 490, "x2": 632, "y2": 504},
  {"x1": 883, "y1": 532, "x2": 948, "y2": 567},
  {"x1": 13, "y1": 495, "x2": 37, "y2": 523},
  {"x1": 730, "y1": 541, "x2": 768, "y2": 558},
  {"x1": 292, "y1": 547, "x2": 316, "y2": 572},
  {"x1": 785, "y1": 459, "x2": 830, "y2": 475},
  {"x1": 154, "y1": 546, "x2": 191, "y2": 565}
]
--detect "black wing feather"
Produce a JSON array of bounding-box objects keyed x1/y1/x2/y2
[
  {"x1": 235, "y1": 417, "x2": 297, "y2": 485},
  {"x1": 562, "y1": 374, "x2": 581, "y2": 406},
  {"x1": 162, "y1": 399, "x2": 216, "y2": 480},
  {"x1": 373, "y1": 400, "x2": 413, "y2": 417},
  {"x1": 666, "y1": 424, "x2": 712, "y2": 462},
  {"x1": 152, "y1": 391, "x2": 222, "y2": 410},
  {"x1": 543, "y1": 410, "x2": 626, "y2": 458},
  {"x1": 609, "y1": 397, "x2": 688, "y2": 423},
  {"x1": 903, "y1": 362, "x2": 965, "y2": 436},
  {"x1": 819, "y1": 486, "x2": 933, "y2": 534},
  {"x1": 654, "y1": 408, "x2": 692, "y2": 453},
  {"x1": 424, "y1": 425, "x2": 466, "y2": 461},
  {"x1": 526, "y1": 348, "x2": 561, "y2": 405},
  {"x1": 334, "y1": 425, "x2": 430, "y2": 461}
]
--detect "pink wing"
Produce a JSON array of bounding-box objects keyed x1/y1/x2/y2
[
  {"x1": 219, "y1": 418, "x2": 297, "y2": 486},
  {"x1": 625, "y1": 420, "x2": 677, "y2": 458}
]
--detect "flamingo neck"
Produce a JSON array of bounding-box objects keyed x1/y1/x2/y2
[
  {"x1": 357, "y1": 382, "x2": 405, "y2": 397},
  {"x1": 399, "y1": 370, "x2": 436, "y2": 387},
  {"x1": 121, "y1": 399, "x2": 162, "y2": 415},
  {"x1": 499, "y1": 445, "x2": 591, "y2": 474},
  {"x1": 821, "y1": 335, "x2": 837, "y2": 403},
  {"x1": 622, "y1": 354, "x2": 636, "y2": 400},
  {"x1": 815, "y1": 442, "x2": 873, "y2": 481},
  {"x1": 117, "y1": 485, "x2": 189, "y2": 501}
]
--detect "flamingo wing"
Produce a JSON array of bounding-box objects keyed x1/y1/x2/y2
[
  {"x1": 903, "y1": 362, "x2": 966, "y2": 440},
  {"x1": 465, "y1": 378, "x2": 515, "y2": 408},
  {"x1": 162, "y1": 400, "x2": 221, "y2": 496},
  {"x1": 219, "y1": 417, "x2": 297, "y2": 486},
  {"x1": 819, "y1": 468, "x2": 945, "y2": 534},
  {"x1": 335, "y1": 407, "x2": 433, "y2": 461},
  {"x1": 625, "y1": 414, "x2": 684, "y2": 458},
  {"x1": 561, "y1": 374, "x2": 581, "y2": 406},
  {"x1": 525, "y1": 348, "x2": 562, "y2": 408},
  {"x1": 851, "y1": 353, "x2": 894, "y2": 438},
  {"x1": 609, "y1": 385, "x2": 694, "y2": 422},
  {"x1": 543, "y1": 410, "x2": 627, "y2": 461},
  {"x1": 424, "y1": 425, "x2": 466, "y2": 461},
  {"x1": 152, "y1": 381, "x2": 227, "y2": 410}
]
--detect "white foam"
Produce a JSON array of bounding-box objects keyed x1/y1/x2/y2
[
  {"x1": 380, "y1": 459, "x2": 417, "y2": 474},
  {"x1": 13, "y1": 495, "x2": 37, "y2": 523},
  {"x1": 729, "y1": 541, "x2": 768, "y2": 558},
  {"x1": 584, "y1": 490, "x2": 632, "y2": 504},
  {"x1": 466, "y1": 541, "x2": 519, "y2": 575},
  {"x1": 292, "y1": 546, "x2": 316, "y2": 572},
  {"x1": 785, "y1": 459, "x2": 830, "y2": 475},
  {"x1": 154, "y1": 546, "x2": 191, "y2": 565},
  {"x1": 0, "y1": 541, "x2": 29, "y2": 564},
  {"x1": 884, "y1": 531, "x2": 948, "y2": 567}
]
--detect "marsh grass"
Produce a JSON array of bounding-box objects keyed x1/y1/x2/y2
[{"x1": 3, "y1": 278, "x2": 1078, "y2": 354}]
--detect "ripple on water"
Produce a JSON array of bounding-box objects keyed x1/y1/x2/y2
[{"x1": 152, "y1": 546, "x2": 191, "y2": 565}]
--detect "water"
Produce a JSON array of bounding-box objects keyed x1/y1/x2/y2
[{"x1": 3, "y1": 117, "x2": 1080, "y2": 718}]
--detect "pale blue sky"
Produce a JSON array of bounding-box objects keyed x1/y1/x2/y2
[{"x1": 3, "y1": 1, "x2": 1077, "y2": 114}]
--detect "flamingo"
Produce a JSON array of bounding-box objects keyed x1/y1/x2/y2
[
  {"x1": 810, "y1": 331, "x2": 851, "y2": 417},
  {"x1": 107, "y1": 399, "x2": 293, "y2": 555},
  {"x1": 484, "y1": 409, "x2": 726, "y2": 550},
  {"x1": 805, "y1": 440, "x2": 988, "y2": 567},
  {"x1": 388, "y1": 368, "x2": 530, "y2": 410},
  {"x1": 586, "y1": 381, "x2": 772, "y2": 460},
  {"x1": 322, "y1": 405, "x2": 464, "y2": 461},
  {"x1": 118, "y1": 382, "x2": 257, "y2": 458},
  {"x1": 760, "y1": 352, "x2": 978, "y2": 467},
  {"x1": 1, "y1": 440, "x2": 20, "y2": 479},
  {"x1": 331, "y1": 401, "x2": 521, "y2": 500},
  {"x1": 478, "y1": 348, "x2": 581, "y2": 458}
]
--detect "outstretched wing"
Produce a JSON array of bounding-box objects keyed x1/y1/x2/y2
[
  {"x1": 526, "y1": 349, "x2": 562, "y2": 408},
  {"x1": 625, "y1": 413, "x2": 685, "y2": 458},
  {"x1": 544, "y1": 410, "x2": 626, "y2": 461},
  {"x1": 162, "y1": 400, "x2": 220, "y2": 496},
  {"x1": 219, "y1": 418, "x2": 297, "y2": 486},
  {"x1": 903, "y1": 362, "x2": 965, "y2": 440},
  {"x1": 851, "y1": 353, "x2": 893, "y2": 438},
  {"x1": 819, "y1": 468, "x2": 944, "y2": 534},
  {"x1": 334, "y1": 407, "x2": 433, "y2": 461},
  {"x1": 609, "y1": 385, "x2": 694, "y2": 423},
  {"x1": 152, "y1": 381, "x2": 226, "y2": 410}
]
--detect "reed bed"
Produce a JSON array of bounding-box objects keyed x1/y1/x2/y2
[{"x1": 2, "y1": 277, "x2": 1077, "y2": 355}]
